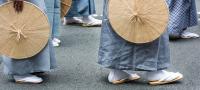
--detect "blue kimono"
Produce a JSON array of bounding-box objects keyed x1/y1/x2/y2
[
  {"x1": 45, "y1": 0, "x2": 60, "y2": 38},
  {"x1": 66, "y1": 0, "x2": 96, "y2": 17},
  {"x1": 1, "y1": 0, "x2": 57, "y2": 75},
  {"x1": 167, "y1": 0, "x2": 198, "y2": 37},
  {"x1": 98, "y1": 0, "x2": 170, "y2": 71}
]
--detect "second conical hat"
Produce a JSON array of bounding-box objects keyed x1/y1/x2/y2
[
  {"x1": 61, "y1": 0, "x2": 72, "y2": 18},
  {"x1": 0, "y1": 1, "x2": 50, "y2": 59},
  {"x1": 108, "y1": 0, "x2": 169, "y2": 43}
]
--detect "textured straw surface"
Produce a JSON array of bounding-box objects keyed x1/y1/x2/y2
[
  {"x1": 61, "y1": 0, "x2": 72, "y2": 18},
  {"x1": 108, "y1": 0, "x2": 169, "y2": 43},
  {"x1": 0, "y1": 1, "x2": 50, "y2": 59}
]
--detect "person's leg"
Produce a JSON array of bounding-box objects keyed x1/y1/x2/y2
[
  {"x1": 52, "y1": 0, "x2": 61, "y2": 46},
  {"x1": 82, "y1": 0, "x2": 101, "y2": 25},
  {"x1": 81, "y1": 0, "x2": 102, "y2": 27},
  {"x1": 145, "y1": 32, "x2": 183, "y2": 85},
  {"x1": 45, "y1": 0, "x2": 61, "y2": 47},
  {"x1": 64, "y1": 0, "x2": 102, "y2": 26},
  {"x1": 180, "y1": 31, "x2": 199, "y2": 39},
  {"x1": 146, "y1": 70, "x2": 183, "y2": 85},
  {"x1": 82, "y1": 15, "x2": 102, "y2": 27},
  {"x1": 45, "y1": 0, "x2": 59, "y2": 47},
  {"x1": 180, "y1": 0, "x2": 199, "y2": 39},
  {"x1": 167, "y1": 0, "x2": 199, "y2": 39},
  {"x1": 63, "y1": 0, "x2": 84, "y2": 25},
  {"x1": 108, "y1": 69, "x2": 140, "y2": 84}
]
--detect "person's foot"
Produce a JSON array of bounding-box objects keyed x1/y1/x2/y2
[
  {"x1": 147, "y1": 70, "x2": 183, "y2": 85},
  {"x1": 108, "y1": 70, "x2": 140, "y2": 84},
  {"x1": 52, "y1": 40, "x2": 60, "y2": 47},
  {"x1": 82, "y1": 15, "x2": 102, "y2": 27},
  {"x1": 14, "y1": 74, "x2": 43, "y2": 84},
  {"x1": 180, "y1": 32, "x2": 200, "y2": 39},
  {"x1": 63, "y1": 17, "x2": 83, "y2": 25},
  {"x1": 53, "y1": 38, "x2": 61, "y2": 44}
]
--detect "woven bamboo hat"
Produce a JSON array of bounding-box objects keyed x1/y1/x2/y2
[
  {"x1": 0, "y1": 1, "x2": 50, "y2": 59},
  {"x1": 61, "y1": 0, "x2": 72, "y2": 18},
  {"x1": 108, "y1": 0, "x2": 169, "y2": 43}
]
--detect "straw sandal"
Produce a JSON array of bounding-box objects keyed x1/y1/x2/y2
[
  {"x1": 180, "y1": 32, "x2": 199, "y2": 39},
  {"x1": 14, "y1": 75, "x2": 43, "y2": 84},
  {"x1": 149, "y1": 72, "x2": 183, "y2": 85},
  {"x1": 110, "y1": 74, "x2": 140, "y2": 84}
]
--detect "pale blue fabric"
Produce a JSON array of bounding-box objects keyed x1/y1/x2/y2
[
  {"x1": 45, "y1": 0, "x2": 60, "y2": 38},
  {"x1": 0, "y1": 0, "x2": 57, "y2": 75},
  {"x1": 167, "y1": 0, "x2": 198, "y2": 38},
  {"x1": 98, "y1": 0, "x2": 170, "y2": 71},
  {"x1": 66, "y1": 0, "x2": 96, "y2": 17}
]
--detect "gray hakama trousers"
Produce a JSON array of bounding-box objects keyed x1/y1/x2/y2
[
  {"x1": 167, "y1": 0, "x2": 198, "y2": 37},
  {"x1": 66, "y1": 0, "x2": 96, "y2": 17},
  {"x1": 0, "y1": 0, "x2": 57, "y2": 75},
  {"x1": 98, "y1": 0, "x2": 170, "y2": 71}
]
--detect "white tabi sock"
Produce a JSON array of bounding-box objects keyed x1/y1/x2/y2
[{"x1": 108, "y1": 69, "x2": 130, "y2": 82}]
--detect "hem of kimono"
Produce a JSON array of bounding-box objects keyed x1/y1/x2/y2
[
  {"x1": 98, "y1": 62, "x2": 170, "y2": 71},
  {"x1": 168, "y1": 24, "x2": 198, "y2": 37},
  {"x1": 168, "y1": 23, "x2": 199, "y2": 33},
  {"x1": 4, "y1": 66, "x2": 57, "y2": 76}
]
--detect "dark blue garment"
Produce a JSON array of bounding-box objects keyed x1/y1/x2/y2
[
  {"x1": 167, "y1": 0, "x2": 198, "y2": 37},
  {"x1": 66, "y1": 0, "x2": 96, "y2": 17},
  {"x1": 98, "y1": 0, "x2": 170, "y2": 71}
]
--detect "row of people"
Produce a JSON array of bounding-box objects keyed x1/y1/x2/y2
[{"x1": 0, "y1": 0, "x2": 199, "y2": 85}]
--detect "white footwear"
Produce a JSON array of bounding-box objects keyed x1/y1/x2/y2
[
  {"x1": 82, "y1": 15, "x2": 102, "y2": 27},
  {"x1": 14, "y1": 75, "x2": 43, "y2": 84},
  {"x1": 53, "y1": 38, "x2": 61, "y2": 44},
  {"x1": 147, "y1": 70, "x2": 183, "y2": 85},
  {"x1": 63, "y1": 17, "x2": 83, "y2": 25},
  {"x1": 108, "y1": 70, "x2": 140, "y2": 84},
  {"x1": 52, "y1": 40, "x2": 59, "y2": 47},
  {"x1": 180, "y1": 32, "x2": 200, "y2": 39},
  {"x1": 91, "y1": 14, "x2": 99, "y2": 17}
]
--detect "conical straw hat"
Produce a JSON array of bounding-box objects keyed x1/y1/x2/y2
[
  {"x1": 61, "y1": 0, "x2": 72, "y2": 18},
  {"x1": 0, "y1": 1, "x2": 50, "y2": 59},
  {"x1": 108, "y1": 0, "x2": 169, "y2": 43}
]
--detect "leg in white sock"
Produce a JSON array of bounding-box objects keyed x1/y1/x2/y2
[
  {"x1": 147, "y1": 70, "x2": 183, "y2": 85},
  {"x1": 82, "y1": 15, "x2": 102, "y2": 26},
  {"x1": 108, "y1": 69, "x2": 130, "y2": 82},
  {"x1": 108, "y1": 69, "x2": 140, "y2": 84}
]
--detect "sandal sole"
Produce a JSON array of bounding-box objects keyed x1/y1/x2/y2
[{"x1": 149, "y1": 75, "x2": 183, "y2": 85}]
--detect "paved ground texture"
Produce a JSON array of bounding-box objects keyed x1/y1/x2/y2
[{"x1": 0, "y1": 0, "x2": 200, "y2": 90}]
